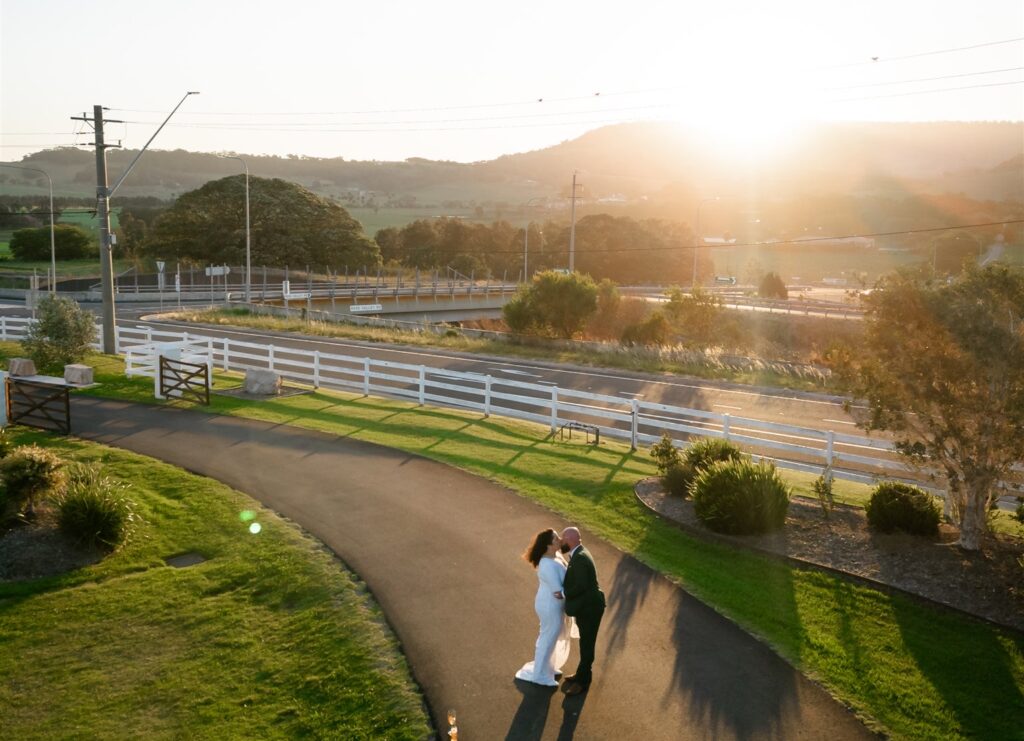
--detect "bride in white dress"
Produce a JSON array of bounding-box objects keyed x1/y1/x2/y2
[{"x1": 515, "y1": 528, "x2": 576, "y2": 687}]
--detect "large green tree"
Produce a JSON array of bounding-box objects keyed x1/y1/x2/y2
[
  {"x1": 146, "y1": 175, "x2": 379, "y2": 269},
  {"x1": 847, "y1": 264, "x2": 1024, "y2": 550}
]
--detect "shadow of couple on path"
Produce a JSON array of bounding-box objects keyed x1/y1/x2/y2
[{"x1": 505, "y1": 679, "x2": 588, "y2": 741}]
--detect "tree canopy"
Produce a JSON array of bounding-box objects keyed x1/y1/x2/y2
[
  {"x1": 846, "y1": 264, "x2": 1024, "y2": 550},
  {"x1": 9, "y1": 225, "x2": 95, "y2": 261},
  {"x1": 146, "y1": 175, "x2": 380, "y2": 269},
  {"x1": 502, "y1": 270, "x2": 599, "y2": 339}
]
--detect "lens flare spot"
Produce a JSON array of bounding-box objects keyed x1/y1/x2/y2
[
  {"x1": 248, "y1": 522, "x2": 262, "y2": 535},
  {"x1": 239, "y1": 510, "x2": 256, "y2": 522}
]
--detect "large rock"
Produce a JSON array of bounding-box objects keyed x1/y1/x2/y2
[
  {"x1": 8, "y1": 358, "x2": 37, "y2": 377},
  {"x1": 64, "y1": 364, "x2": 94, "y2": 386},
  {"x1": 244, "y1": 368, "x2": 282, "y2": 395}
]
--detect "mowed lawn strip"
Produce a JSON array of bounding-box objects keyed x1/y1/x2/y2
[
  {"x1": 0, "y1": 427, "x2": 431, "y2": 740},
  {"x1": 8, "y1": 345, "x2": 1024, "y2": 740}
]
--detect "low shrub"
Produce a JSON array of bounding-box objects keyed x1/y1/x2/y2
[
  {"x1": 865, "y1": 482, "x2": 941, "y2": 536},
  {"x1": 662, "y1": 464, "x2": 693, "y2": 497},
  {"x1": 650, "y1": 433, "x2": 681, "y2": 474},
  {"x1": 692, "y1": 459, "x2": 791, "y2": 535},
  {"x1": 682, "y1": 438, "x2": 745, "y2": 471},
  {"x1": 0, "y1": 444, "x2": 66, "y2": 519},
  {"x1": 56, "y1": 465, "x2": 136, "y2": 549}
]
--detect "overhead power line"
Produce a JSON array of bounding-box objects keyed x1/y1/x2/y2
[{"x1": 105, "y1": 38, "x2": 1024, "y2": 119}]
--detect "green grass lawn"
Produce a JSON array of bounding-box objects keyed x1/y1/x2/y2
[
  {"x1": 3, "y1": 345, "x2": 1011, "y2": 740},
  {"x1": 3, "y1": 345, "x2": 1022, "y2": 739},
  {"x1": 0, "y1": 426, "x2": 431, "y2": 740}
]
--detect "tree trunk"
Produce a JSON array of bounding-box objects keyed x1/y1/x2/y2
[{"x1": 958, "y1": 479, "x2": 991, "y2": 551}]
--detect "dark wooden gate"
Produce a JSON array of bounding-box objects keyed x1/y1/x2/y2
[
  {"x1": 6, "y1": 378, "x2": 71, "y2": 434},
  {"x1": 159, "y1": 356, "x2": 210, "y2": 405}
]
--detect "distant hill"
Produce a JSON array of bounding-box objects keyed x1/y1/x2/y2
[{"x1": 2, "y1": 122, "x2": 1021, "y2": 233}]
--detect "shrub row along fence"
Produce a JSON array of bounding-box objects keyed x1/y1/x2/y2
[{"x1": 1, "y1": 315, "x2": 1016, "y2": 502}]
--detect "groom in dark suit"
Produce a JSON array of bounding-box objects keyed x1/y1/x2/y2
[{"x1": 559, "y1": 526, "x2": 606, "y2": 696}]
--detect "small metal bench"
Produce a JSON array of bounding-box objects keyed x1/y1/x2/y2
[{"x1": 558, "y1": 421, "x2": 600, "y2": 445}]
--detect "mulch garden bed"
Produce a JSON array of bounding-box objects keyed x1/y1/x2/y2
[{"x1": 636, "y1": 477, "x2": 1024, "y2": 632}]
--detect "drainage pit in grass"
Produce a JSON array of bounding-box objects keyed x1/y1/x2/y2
[{"x1": 164, "y1": 552, "x2": 208, "y2": 568}]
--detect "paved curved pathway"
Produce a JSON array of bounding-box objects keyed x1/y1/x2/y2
[{"x1": 73, "y1": 397, "x2": 874, "y2": 740}]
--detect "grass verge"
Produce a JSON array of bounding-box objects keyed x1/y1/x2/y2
[
  {"x1": 0, "y1": 426, "x2": 431, "y2": 740},
  {"x1": 6, "y1": 345, "x2": 1024, "y2": 739}
]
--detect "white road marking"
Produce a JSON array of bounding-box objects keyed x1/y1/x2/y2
[
  {"x1": 492, "y1": 367, "x2": 543, "y2": 378},
  {"x1": 713, "y1": 404, "x2": 743, "y2": 410},
  {"x1": 822, "y1": 418, "x2": 857, "y2": 426}
]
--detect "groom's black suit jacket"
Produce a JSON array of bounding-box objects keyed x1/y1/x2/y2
[{"x1": 563, "y1": 545, "x2": 606, "y2": 618}]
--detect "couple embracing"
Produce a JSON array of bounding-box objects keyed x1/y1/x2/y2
[{"x1": 515, "y1": 527, "x2": 606, "y2": 696}]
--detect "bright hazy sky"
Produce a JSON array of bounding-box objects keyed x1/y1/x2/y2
[{"x1": 2, "y1": 0, "x2": 1022, "y2": 163}]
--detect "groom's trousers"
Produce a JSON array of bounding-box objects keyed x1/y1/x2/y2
[{"x1": 574, "y1": 606, "x2": 605, "y2": 685}]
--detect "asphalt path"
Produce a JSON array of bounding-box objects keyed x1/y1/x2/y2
[{"x1": 72, "y1": 397, "x2": 873, "y2": 740}]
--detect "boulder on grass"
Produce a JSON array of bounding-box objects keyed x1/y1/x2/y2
[
  {"x1": 8, "y1": 358, "x2": 37, "y2": 377},
  {"x1": 64, "y1": 364, "x2": 94, "y2": 386},
  {"x1": 244, "y1": 368, "x2": 282, "y2": 395}
]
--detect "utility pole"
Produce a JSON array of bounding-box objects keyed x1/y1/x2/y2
[
  {"x1": 73, "y1": 93, "x2": 198, "y2": 354},
  {"x1": 72, "y1": 106, "x2": 122, "y2": 354},
  {"x1": 568, "y1": 171, "x2": 581, "y2": 273}
]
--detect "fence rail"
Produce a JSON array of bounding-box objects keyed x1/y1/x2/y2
[{"x1": 3, "y1": 315, "x2": 1017, "y2": 499}]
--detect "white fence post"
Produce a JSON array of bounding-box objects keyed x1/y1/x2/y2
[
  {"x1": 484, "y1": 375, "x2": 492, "y2": 417},
  {"x1": 363, "y1": 358, "x2": 370, "y2": 396},
  {"x1": 550, "y1": 386, "x2": 559, "y2": 433},
  {"x1": 1, "y1": 317, "x2": 7, "y2": 341},
  {"x1": 154, "y1": 356, "x2": 164, "y2": 399},
  {"x1": 722, "y1": 414, "x2": 731, "y2": 440},
  {"x1": 630, "y1": 398, "x2": 639, "y2": 450},
  {"x1": 826, "y1": 430, "x2": 835, "y2": 484},
  {"x1": 418, "y1": 366, "x2": 426, "y2": 405},
  {"x1": 268, "y1": 345, "x2": 275, "y2": 371},
  {"x1": 146, "y1": 327, "x2": 153, "y2": 344},
  {"x1": 114, "y1": 325, "x2": 121, "y2": 354},
  {"x1": 313, "y1": 351, "x2": 321, "y2": 388},
  {"x1": 222, "y1": 338, "x2": 230, "y2": 371},
  {"x1": 125, "y1": 350, "x2": 133, "y2": 377}
]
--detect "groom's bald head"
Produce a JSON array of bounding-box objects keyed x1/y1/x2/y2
[{"x1": 560, "y1": 527, "x2": 581, "y2": 549}]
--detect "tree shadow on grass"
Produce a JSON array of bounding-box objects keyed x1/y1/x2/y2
[{"x1": 891, "y1": 593, "x2": 1024, "y2": 740}]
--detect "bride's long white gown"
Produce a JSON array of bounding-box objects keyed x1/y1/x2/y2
[{"x1": 515, "y1": 556, "x2": 575, "y2": 686}]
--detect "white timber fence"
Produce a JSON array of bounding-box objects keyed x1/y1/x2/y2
[{"x1": 4, "y1": 315, "x2": 1017, "y2": 500}]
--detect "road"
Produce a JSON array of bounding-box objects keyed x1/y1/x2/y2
[{"x1": 118, "y1": 315, "x2": 865, "y2": 435}]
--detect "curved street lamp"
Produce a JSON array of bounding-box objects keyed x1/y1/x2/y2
[
  {"x1": 0, "y1": 163, "x2": 56, "y2": 294},
  {"x1": 217, "y1": 155, "x2": 251, "y2": 302}
]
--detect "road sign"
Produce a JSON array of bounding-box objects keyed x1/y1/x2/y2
[
  {"x1": 156, "y1": 261, "x2": 165, "y2": 273},
  {"x1": 206, "y1": 265, "x2": 230, "y2": 277},
  {"x1": 350, "y1": 303, "x2": 383, "y2": 313},
  {"x1": 714, "y1": 276, "x2": 737, "y2": 285}
]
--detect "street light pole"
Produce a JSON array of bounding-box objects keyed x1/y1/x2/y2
[
  {"x1": 0, "y1": 164, "x2": 55, "y2": 293},
  {"x1": 218, "y1": 155, "x2": 251, "y2": 302},
  {"x1": 523, "y1": 197, "x2": 545, "y2": 282},
  {"x1": 568, "y1": 171, "x2": 581, "y2": 272},
  {"x1": 693, "y1": 196, "x2": 719, "y2": 289}
]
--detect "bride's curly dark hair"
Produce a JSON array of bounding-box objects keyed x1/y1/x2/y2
[{"x1": 523, "y1": 528, "x2": 558, "y2": 568}]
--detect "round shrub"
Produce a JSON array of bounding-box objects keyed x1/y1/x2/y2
[
  {"x1": 0, "y1": 444, "x2": 66, "y2": 519},
  {"x1": 57, "y1": 465, "x2": 136, "y2": 549},
  {"x1": 865, "y1": 482, "x2": 941, "y2": 536},
  {"x1": 662, "y1": 463, "x2": 694, "y2": 497},
  {"x1": 650, "y1": 433, "x2": 682, "y2": 474},
  {"x1": 682, "y1": 438, "x2": 745, "y2": 471},
  {"x1": 692, "y1": 459, "x2": 791, "y2": 535}
]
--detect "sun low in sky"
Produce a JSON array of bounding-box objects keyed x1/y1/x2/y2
[{"x1": 1, "y1": 0, "x2": 1022, "y2": 163}]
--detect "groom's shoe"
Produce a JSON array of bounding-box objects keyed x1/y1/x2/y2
[
  {"x1": 563, "y1": 681, "x2": 589, "y2": 696},
  {"x1": 561, "y1": 674, "x2": 575, "y2": 684}
]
